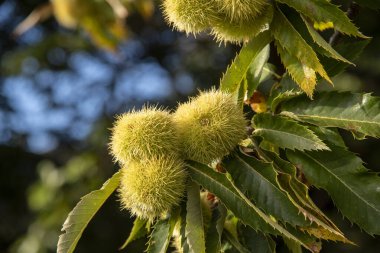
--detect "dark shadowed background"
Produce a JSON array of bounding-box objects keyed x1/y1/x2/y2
[{"x1": 0, "y1": 0, "x2": 379, "y2": 252}]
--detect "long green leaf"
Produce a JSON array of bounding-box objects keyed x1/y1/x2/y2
[
  {"x1": 252, "y1": 113, "x2": 329, "y2": 151},
  {"x1": 220, "y1": 31, "x2": 272, "y2": 94},
  {"x1": 57, "y1": 171, "x2": 121, "y2": 253},
  {"x1": 255, "y1": 148, "x2": 349, "y2": 243},
  {"x1": 179, "y1": 203, "x2": 190, "y2": 253},
  {"x1": 246, "y1": 45, "x2": 270, "y2": 97},
  {"x1": 276, "y1": 0, "x2": 365, "y2": 37},
  {"x1": 186, "y1": 161, "x2": 318, "y2": 252},
  {"x1": 287, "y1": 145, "x2": 380, "y2": 235},
  {"x1": 120, "y1": 218, "x2": 148, "y2": 249},
  {"x1": 272, "y1": 7, "x2": 331, "y2": 96},
  {"x1": 301, "y1": 16, "x2": 351, "y2": 64},
  {"x1": 223, "y1": 153, "x2": 308, "y2": 226},
  {"x1": 280, "y1": 92, "x2": 380, "y2": 138},
  {"x1": 186, "y1": 181, "x2": 206, "y2": 253}
]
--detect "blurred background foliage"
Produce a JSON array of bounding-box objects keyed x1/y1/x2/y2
[{"x1": 0, "y1": 0, "x2": 379, "y2": 252}]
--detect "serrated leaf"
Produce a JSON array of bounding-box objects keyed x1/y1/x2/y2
[
  {"x1": 220, "y1": 31, "x2": 272, "y2": 94},
  {"x1": 287, "y1": 145, "x2": 380, "y2": 235},
  {"x1": 186, "y1": 181, "x2": 206, "y2": 253},
  {"x1": 272, "y1": 7, "x2": 331, "y2": 96},
  {"x1": 205, "y1": 204, "x2": 227, "y2": 253},
  {"x1": 252, "y1": 113, "x2": 329, "y2": 151},
  {"x1": 275, "y1": 43, "x2": 317, "y2": 97},
  {"x1": 223, "y1": 152, "x2": 308, "y2": 226},
  {"x1": 276, "y1": 0, "x2": 365, "y2": 37},
  {"x1": 57, "y1": 171, "x2": 121, "y2": 253},
  {"x1": 120, "y1": 218, "x2": 149, "y2": 250},
  {"x1": 301, "y1": 16, "x2": 352, "y2": 64},
  {"x1": 186, "y1": 161, "x2": 319, "y2": 252},
  {"x1": 255, "y1": 148, "x2": 349, "y2": 243},
  {"x1": 280, "y1": 92, "x2": 380, "y2": 138},
  {"x1": 239, "y1": 224, "x2": 276, "y2": 253},
  {"x1": 147, "y1": 209, "x2": 179, "y2": 253},
  {"x1": 230, "y1": 150, "x2": 349, "y2": 242},
  {"x1": 179, "y1": 203, "x2": 190, "y2": 253},
  {"x1": 247, "y1": 45, "x2": 271, "y2": 97}
]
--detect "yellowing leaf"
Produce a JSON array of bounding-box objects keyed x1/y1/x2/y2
[
  {"x1": 275, "y1": 43, "x2": 317, "y2": 97},
  {"x1": 272, "y1": 8, "x2": 332, "y2": 97}
]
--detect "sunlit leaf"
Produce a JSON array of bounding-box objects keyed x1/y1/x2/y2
[
  {"x1": 186, "y1": 181, "x2": 206, "y2": 253},
  {"x1": 187, "y1": 161, "x2": 320, "y2": 252},
  {"x1": 252, "y1": 113, "x2": 329, "y2": 151},
  {"x1": 275, "y1": 42, "x2": 317, "y2": 97},
  {"x1": 223, "y1": 153, "x2": 308, "y2": 226},
  {"x1": 255, "y1": 149, "x2": 349, "y2": 243},
  {"x1": 276, "y1": 0, "x2": 365, "y2": 37},
  {"x1": 220, "y1": 31, "x2": 272, "y2": 95},
  {"x1": 301, "y1": 16, "x2": 351, "y2": 64},
  {"x1": 246, "y1": 45, "x2": 270, "y2": 97},
  {"x1": 57, "y1": 171, "x2": 121, "y2": 253},
  {"x1": 280, "y1": 92, "x2": 380, "y2": 138},
  {"x1": 272, "y1": 7, "x2": 331, "y2": 97}
]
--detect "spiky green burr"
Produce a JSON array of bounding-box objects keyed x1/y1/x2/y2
[
  {"x1": 173, "y1": 89, "x2": 247, "y2": 164},
  {"x1": 118, "y1": 156, "x2": 187, "y2": 220},
  {"x1": 214, "y1": 0, "x2": 269, "y2": 23},
  {"x1": 162, "y1": 0, "x2": 216, "y2": 34},
  {"x1": 211, "y1": 4, "x2": 273, "y2": 43},
  {"x1": 109, "y1": 107, "x2": 180, "y2": 164}
]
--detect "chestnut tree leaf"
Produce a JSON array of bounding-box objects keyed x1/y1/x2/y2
[
  {"x1": 57, "y1": 171, "x2": 121, "y2": 253},
  {"x1": 276, "y1": 0, "x2": 365, "y2": 37},
  {"x1": 280, "y1": 92, "x2": 380, "y2": 138},
  {"x1": 287, "y1": 145, "x2": 380, "y2": 235},
  {"x1": 252, "y1": 113, "x2": 329, "y2": 151}
]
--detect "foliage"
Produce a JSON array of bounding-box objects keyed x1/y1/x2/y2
[{"x1": 55, "y1": 1, "x2": 380, "y2": 253}]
